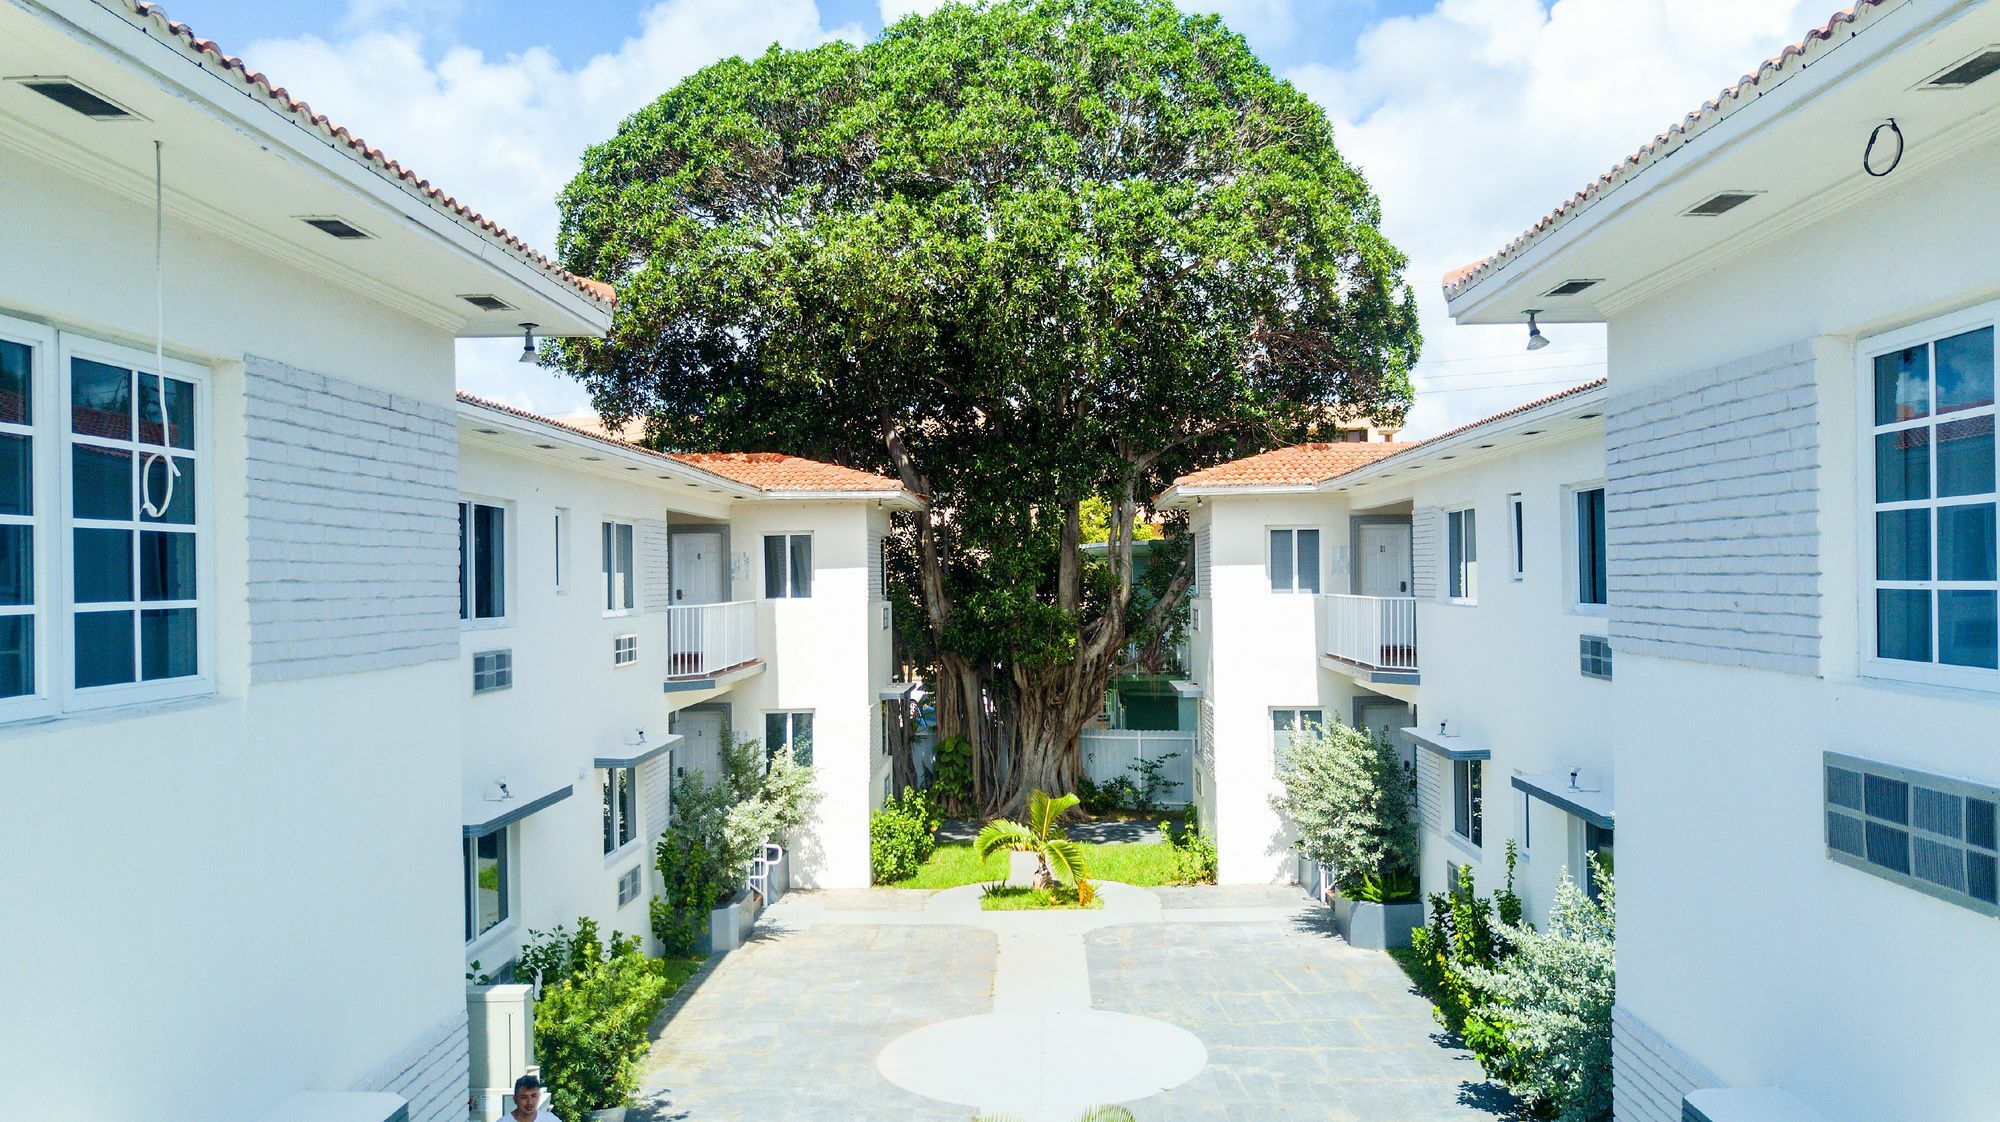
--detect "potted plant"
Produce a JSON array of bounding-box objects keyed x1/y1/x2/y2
[{"x1": 1272, "y1": 722, "x2": 1423, "y2": 949}]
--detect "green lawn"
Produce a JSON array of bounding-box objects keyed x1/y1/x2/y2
[
  {"x1": 660, "y1": 953, "x2": 706, "y2": 994},
  {"x1": 980, "y1": 885, "x2": 1102, "y2": 910},
  {"x1": 885, "y1": 841, "x2": 1180, "y2": 888}
]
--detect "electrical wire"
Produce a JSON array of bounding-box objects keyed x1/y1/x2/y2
[{"x1": 143, "y1": 140, "x2": 180, "y2": 520}]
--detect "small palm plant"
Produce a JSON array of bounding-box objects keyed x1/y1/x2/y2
[{"x1": 975, "y1": 789, "x2": 1089, "y2": 892}]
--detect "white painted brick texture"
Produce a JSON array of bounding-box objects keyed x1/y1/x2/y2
[
  {"x1": 355, "y1": 1010, "x2": 469, "y2": 1122},
  {"x1": 1604, "y1": 342, "x2": 1820, "y2": 675},
  {"x1": 244, "y1": 357, "x2": 459, "y2": 682},
  {"x1": 1611, "y1": 1005, "x2": 1715, "y2": 1122}
]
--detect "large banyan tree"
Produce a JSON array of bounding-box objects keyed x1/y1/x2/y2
[{"x1": 551, "y1": 0, "x2": 1418, "y2": 815}]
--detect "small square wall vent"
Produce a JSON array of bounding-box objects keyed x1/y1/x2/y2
[
  {"x1": 1543, "y1": 278, "x2": 1601, "y2": 297},
  {"x1": 460, "y1": 294, "x2": 515, "y2": 312},
  {"x1": 300, "y1": 216, "x2": 372, "y2": 240},
  {"x1": 1684, "y1": 191, "x2": 1760, "y2": 217},
  {"x1": 1926, "y1": 48, "x2": 2000, "y2": 89},
  {"x1": 9, "y1": 77, "x2": 137, "y2": 119}
]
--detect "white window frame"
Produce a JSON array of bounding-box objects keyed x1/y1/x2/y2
[
  {"x1": 55, "y1": 329, "x2": 214, "y2": 716},
  {"x1": 554, "y1": 507, "x2": 570, "y2": 594},
  {"x1": 463, "y1": 827, "x2": 513, "y2": 947},
  {"x1": 1269, "y1": 707, "x2": 1325, "y2": 764},
  {"x1": 1561, "y1": 482, "x2": 1609, "y2": 616},
  {"x1": 602, "y1": 518, "x2": 636, "y2": 616},
  {"x1": 1859, "y1": 302, "x2": 2000, "y2": 691},
  {"x1": 1507, "y1": 493, "x2": 1525, "y2": 581},
  {"x1": 458, "y1": 497, "x2": 509, "y2": 627},
  {"x1": 612, "y1": 632, "x2": 638, "y2": 667},
  {"x1": 1445, "y1": 506, "x2": 1477, "y2": 603},
  {"x1": 1266, "y1": 526, "x2": 1321, "y2": 594},
  {"x1": 764, "y1": 532, "x2": 814, "y2": 599},
  {"x1": 765, "y1": 709, "x2": 814, "y2": 764},
  {"x1": 602, "y1": 765, "x2": 639, "y2": 858}
]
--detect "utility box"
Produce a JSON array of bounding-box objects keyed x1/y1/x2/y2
[{"x1": 467, "y1": 983, "x2": 535, "y2": 1120}]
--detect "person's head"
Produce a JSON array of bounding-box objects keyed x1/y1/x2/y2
[{"x1": 512, "y1": 1074, "x2": 542, "y2": 1113}]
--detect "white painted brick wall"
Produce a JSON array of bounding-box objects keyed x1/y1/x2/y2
[
  {"x1": 1415, "y1": 746, "x2": 1443, "y2": 833},
  {"x1": 1411, "y1": 507, "x2": 1442, "y2": 601},
  {"x1": 244, "y1": 357, "x2": 459, "y2": 682},
  {"x1": 1612, "y1": 1005, "x2": 1716, "y2": 1122},
  {"x1": 1604, "y1": 342, "x2": 1820, "y2": 676},
  {"x1": 354, "y1": 1010, "x2": 469, "y2": 1122},
  {"x1": 639, "y1": 518, "x2": 670, "y2": 614},
  {"x1": 640, "y1": 753, "x2": 672, "y2": 838}
]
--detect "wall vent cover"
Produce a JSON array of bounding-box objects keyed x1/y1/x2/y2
[
  {"x1": 301, "y1": 216, "x2": 373, "y2": 240},
  {"x1": 1684, "y1": 191, "x2": 1760, "y2": 217},
  {"x1": 1544, "y1": 279, "x2": 1600, "y2": 296},
  {"x1": 9, "y1": 77, "x2": 137, "y2": 119},
  {"x1": 1926, "y1": 48, "x2": 2000, "y2": 89},
  {"x1": 460, "y1": 294, "x2": 514, "y2": 312}
]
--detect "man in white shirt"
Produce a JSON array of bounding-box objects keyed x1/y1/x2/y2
[{"x1": 510, "y1": 1074, "x2": 560, "y2": 1122}]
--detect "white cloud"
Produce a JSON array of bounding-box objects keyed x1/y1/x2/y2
[
  {"x1": 244, "y1": 0, "x2": 857, "y2": 412},
  {"x1": 879, "y1": 0, "x2": 948, "y2": 22},
  {"x1": 1288, "y1": 0, "x2": 1822, "y2": 436}
]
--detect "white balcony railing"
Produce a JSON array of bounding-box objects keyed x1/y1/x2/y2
[
  {"x1": 1322, "y1": 594, "x2": 1418, "y2": 673},
  {"x1": 665, "y1": 599, "x2": 758, "y2": 679}
]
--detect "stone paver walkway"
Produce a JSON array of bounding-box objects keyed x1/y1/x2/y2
[{"x1": 633, "y1": 882, "x2": 1515, "y2": 1121}]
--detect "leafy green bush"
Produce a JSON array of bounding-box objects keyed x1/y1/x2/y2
[
  {"x1": 1127, "y1": 753, "x2": 1179, "y2": 812},
  {"x1": 1408, "y1": 848, "x2": 1528, "y2": 1083},
  {"x1": 1164, "y1": 819, "x2": 1217, "y2": 885},
  {"x1": 871, "y1": 787, "x2": 941, "y2": 883},
  {"x1": 1271, "y1": 722, "x2": 1416, "y2": 893},
  {"x1": 653, "y1": 737, "x2": 817, "y2": 953},
  {"x1": 516, "y1": 917, "x2": 602, "y2": 992},
  {"x1": 1461, "y1": 860, "x2": 1615, "y2": 1122},
  {"x1": 929, "y1": 734, "x2": 973, "y2": 813},
  {"x1": 535, "y1": 933, "x2": 670, "y2": 1118}
]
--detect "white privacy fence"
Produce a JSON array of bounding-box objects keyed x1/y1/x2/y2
[
  {"x1": 1080, "y1": 729, "x2": 1196, "y2": 807},
  {"x1": 1322, "y1": 594, "x2": 1419, "y2": 672},
  {"x1": 665, "y1": 599, "x2": 758, "y2": 678}
]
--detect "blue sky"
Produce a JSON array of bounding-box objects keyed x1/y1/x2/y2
[{"x1": 160, "y1": 0, "x2": 1829, "y2": 435}]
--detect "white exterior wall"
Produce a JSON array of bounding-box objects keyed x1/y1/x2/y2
[
  {"x1": 1347, "y1": 429, "x2": 1614, "y2": 922},
  {"x1": 0, "y1": 137, "x2": 465, "y2": 1117},
  {"x1": 726, "y1": 500, "x2": 891, "y2": 889},
  {"x1": 1599, "y1": 129, "x2": 2000, "y2": 1121}
]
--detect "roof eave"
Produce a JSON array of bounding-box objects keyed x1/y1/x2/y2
[{"x1": 1327, "y1": 384, "x2": 1607, "y2": 491}]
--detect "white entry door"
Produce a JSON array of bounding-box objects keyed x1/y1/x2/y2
[
  {"x1": 1357, "y1": 523, "x2": 1413, "y2": 596},
  {"x1": 672, "y1": 531, "x2": 724, "y2": 605},
  {"x1": 671, "y1": 708, "x2": 726, "y2": 783}
]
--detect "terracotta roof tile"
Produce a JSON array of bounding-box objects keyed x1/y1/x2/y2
[
  {"x1": 456, "y1": 392, "x2": 917, "y2": 499},
  {"x1": 124, "y1": 2, "x2": 614, "y2": 312},
  {"x1": 667, "y1": 452, "x2": 909, "y2": 494},
  {"x1": 1443, "y1": 2, "x2": 1891, "y2": 299},
  {"x1": 1171, "y1": 442, "x2": 1405, "y2": 489}
]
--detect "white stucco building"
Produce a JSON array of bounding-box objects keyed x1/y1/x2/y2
[
  {"x1": 1443, "y1": 2, "x2": 2000, "y2": 1119},
  {"x1": 1162, "y1": 383, "x2": 1618, "y2": 924},
  {"x1": 0, "y1": 3, "x2": 915, "y2": 1119}
]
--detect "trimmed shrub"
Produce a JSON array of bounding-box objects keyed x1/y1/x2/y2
[
  {"x1": 535, "y1": 933, "x2": 670, "y2": 1119},
  {"x1": 1164, "y1": 819, "x2": 1218, "y2": 885},
  {"x1": 1271, "y1": 722, "x2": 1416, "y2": 893},
  {"x1": 870, "y1": 787, "x2": 941, "y2": 883}
]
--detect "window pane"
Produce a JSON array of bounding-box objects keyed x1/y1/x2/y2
[
  {"x1": 794, "y1": 713, "x2": 813, "y2": 765},
  {"x1": 140, "y1": 607, "x2": 197, "y2": 680},
  {"x1": 72, "y1": 444, "x2": 132, "y2": 520},
  {"x1": 1876, "y1": 429, "x2": 1931, "y2": 503},
  {"x1": 1876, "y1": 509, "x2": 1931, "y2": 581},
  {"x1": 0, "y1": 614, "x2": 32, "y2": 699},
  {"x1": 139, "y1": 531, "x2": 196, "y2": 601},
  {"x1": 75, "y1": 609, "x2": 134, "y2": 688},
  {"x1": 1939, "y1": 590, "x2": 1998, "y2": 669},
  {"x1": 1447, "y1": 514, "x2": 1465, "y2": 598},
  {"x1": 1875, "y1": 346, "x2": 1931, "y2": 425},
  {"x1": 0, "y1": 525, "x2": 31, "y2": 606},
  {"x1": 1936, "y1": 416, "x2": 1994, "y2": 498},
  {"x1": 1877, "y1": 588, "x2": 1932, "y2": 662},
  {"x1": 1268, "y1": 529, "x2": 1293, "y2": 592},
  {"x1": 139, "y1": 374, "x2": 195, "y2": 449},
  {"x1": 1937, "y1": 503, "x2": 1995, "y2": 581},
  {"x1": 139, "y1": 456, "x2": 194, "y2": 524},
  {"x1": 1580, "y1": 489, "x2": 1608, "y2": 604},
  {"x1": 602, "y1": 770, "x2": 617, "y2": 853},
  {"x1": 0, "y1": 434, "x2": 30, "y2": 517},
  {"x1": 71, "y1": 359, "x2": 131, "y2": 438},
  {"x1": 603, "y1": 522, "x2": 616, "y2": 609},
  {"x1": 0, "y1": 339, "x2": 30, "y2": 425},
  {"x1": 1935, "y1": 326, "x2": 1994, "y2": 415},
  {"x1": 473, "y1": 832, "x2": 505, "y2": 936},
  {"x1": 765, "y1": 535, "x2": 787, "y2": 598},
  {"x1": 1463, "y1": 509, "x2": 1477, "y2": 563},
  {"x1": 1296, "y1": 529, "x2": 1320, "y2": 594},
  {"x1": 619, "y1": 524, "x2": 636, "y2": 608},
  {"x1": 474, "y1": 504, "x2": 504, "y2": 618},
  {"x1": 73, "y1": 528, "x2": 132, "y2": 603},
  {"x1": 766, "y1": 712, "x2": 789, "y2": 760}
]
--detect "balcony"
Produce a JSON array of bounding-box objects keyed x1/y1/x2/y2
[
  {"x1": 663, "y1": 599, "x2": 762, "y2": 692},
  {"x1": 1321, "y1": 594, "x2": 1419, "y2": 684}
]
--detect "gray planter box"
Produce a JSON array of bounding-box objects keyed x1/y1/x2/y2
[
  {"x1": 708, "y1": 888, "x2": 758, "y2": 955},
  {"x1": 1333, "y1": 895, "x2": 1423, "y2": 950}
]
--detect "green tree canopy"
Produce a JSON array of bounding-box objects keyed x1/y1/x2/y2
[{"x1": 553, "y1": 0, "x2": 1418, "y2": 813}]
